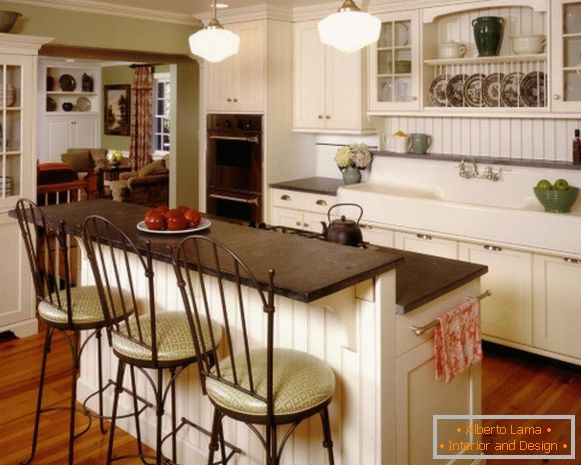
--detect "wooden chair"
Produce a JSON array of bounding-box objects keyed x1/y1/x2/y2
[
  {"x1": 172, "y1": 236, "x2": 336, "y2": 465},
  {"x1": 14, "y1": 199, "x2": 136, "y2": 465},
  {"x1": 81, "y1": 215, "x2": 223, "y2": 465}
]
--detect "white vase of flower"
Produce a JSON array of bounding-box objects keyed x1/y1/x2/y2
[
  {"x1": 107, "y1": 150, "x2": 123, "y2": 167},
  {"x1": 334, "y1": 144, "x2": 373, "y2": 185}
]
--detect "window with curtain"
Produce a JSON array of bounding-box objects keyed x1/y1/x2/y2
[{"x1": 152, "y1": 72, "x2": 170, "y2": 156}]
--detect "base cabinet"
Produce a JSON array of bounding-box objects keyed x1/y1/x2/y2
[
  {"x1": 44, "y1": 116, "x2": 99, "y2": 163},
  {"x1": 394, "y1": 231, "x2": 458, "y2": 259},
  {"x1": 361, "y1": 223, "x2": 394, "y2": 247},
  {"x1": 533, "y1": 254, "x2": 581, "y2": 359},
  {"x1": 459, "y1": 242, "x2": 533, "y2": 346}
]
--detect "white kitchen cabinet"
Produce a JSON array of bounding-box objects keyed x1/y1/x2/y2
[
  {"x1": 459, "y1": 242, "x2": 533, "y2": 346},
  {"x1": 394, "y1": 231, "x2": 457, "y2": 259},
  {"x1": 361, "y1": 223, "x2": 394, "y2": 247},
  {"x1": 293, "y1": 21, "x2": 371, "y2": 133},
  {"x1": 44, "y1": 115, "x2": 99, "y2": 163},
  {"x1": 206, "y1": 20, "x2": 265, "y2": 113},
  {"x1": 270, "y1": 188, "x2": 336, "y2": 233},
  {"x1": 368, "y1": 10, "x2": 421, "y2": 112},
  {"x1": 0, "y1": 34, "x2": 50, "y2": 337},
  {"x1": 551, "y1": 0, "x2": 581, "y2": 112},
  {"x1": 533, "y1": 254, "x2": 581, "y2": 359}
]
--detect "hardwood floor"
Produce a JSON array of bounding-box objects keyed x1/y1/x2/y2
[{"x1": 1, "y1": 332, "x2": 580, "y2": 465}]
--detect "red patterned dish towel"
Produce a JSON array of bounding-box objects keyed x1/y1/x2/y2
[{"x1": 434, "y1": 297, "x2": 483, "y2": 383}]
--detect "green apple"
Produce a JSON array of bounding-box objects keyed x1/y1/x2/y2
[
  {"x1": 554, "y1": 179, "x2": 569, "y2": 191},
  {"x1": 536, "y1": 179, "x2": 553, "y2": 190}
]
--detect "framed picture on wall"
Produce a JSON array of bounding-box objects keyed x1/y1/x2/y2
[{"x1": 104, "y1": 84, "x2": 130, "y2": 136}]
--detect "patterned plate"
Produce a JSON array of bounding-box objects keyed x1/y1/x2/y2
[
  {"x1": 520, "y1": 71, "x2": 546, "y2": 107},
  {"x1": 59, "y1": 74, "x2": 76, "y2": 92},
  {"x1": 463, "y1": 74, "x2": 486, "y2": 107},
  {"x1": 445, "y1": 74, "x2": 468, "y2": 107},
  {"x1": 500, "y1": 72, "x2": 524, "y2": 107},
  {"x1": 429, "y1": 75, "x2": 449, "y2": 107},
  {"x1": 76, "y1": 96, "x2": 91, "y2": 112},
  {"x1": 481, "y1": 73, "x2": 505, "y2": 107}
]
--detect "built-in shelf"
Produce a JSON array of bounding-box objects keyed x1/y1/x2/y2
[
  {"x1": 45, "y1": 111, "x2": 99, "y2": 116},
  {"x1": 424, "y1": 54, "x2": 546, "y2": 66},
  {"x1": 46, "y1": 91, "x2": 97, "y2": 96},
  {"x1": 374, "y1": 150, "x2": 581, "y2": 171}
]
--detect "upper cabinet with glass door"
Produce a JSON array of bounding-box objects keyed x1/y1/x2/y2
[
  {"x1": 368, "y1": 11, "x2": 420, "y2": 111},
  {"x1": 551, "y1": 0, "x2": 581, "y2": 112}
]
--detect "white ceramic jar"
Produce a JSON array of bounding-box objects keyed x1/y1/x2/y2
[
  {"x1": 438, "y1": 42, "x2": 467, "y2": 59},
  {"x1": 511, "y1": 35, "x2": 546, "y2": 55}
]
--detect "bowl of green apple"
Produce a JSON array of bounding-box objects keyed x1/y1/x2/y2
[{"x1": 534, "y1": 178, "x2": 579, "y2": 213}]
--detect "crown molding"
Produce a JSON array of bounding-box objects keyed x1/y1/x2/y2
[
  {"x1": 10, "y1": 0, "x2": 198, "y2": 25},
  {"x1": 195, "y1": 4, "x2": 293, "y2": 24}
]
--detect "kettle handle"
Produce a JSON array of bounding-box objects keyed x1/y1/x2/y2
[{"x1": 327, "y1": 203, "x2": 364, "y2": 224}]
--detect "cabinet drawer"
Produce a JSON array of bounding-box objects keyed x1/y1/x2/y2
[{"x1": 271, "y1": 188, "x2": 336, "y2": 214}]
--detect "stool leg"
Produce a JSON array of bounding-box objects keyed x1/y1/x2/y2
[
  {"x1": 207, "y1": 408, "x2": 221, "y2": 465},
  {"x1": 155, "y1": 369, "x2": 164, "y2": 465},
  {"x1": 20, "y1": 327, "x2": 54, "y2": 465},
  {"x1": 107, "y1": 360, "x2": 126, "y2": 465},
  {"x1": 129, "y1": 365, "x2": 149, "y2": 464},
  {"x1": 320, "y1": 407, "x2": 335, "y2": 465},
  {"x1": 169, "y1": 367, "x2": 177, "y2": 464},
  {"x1": 96, "y1": 328, "x2": 107, "y2": 434},
  {"x1": 67, "y1": 330, "x2": 80, "y2": 465}
]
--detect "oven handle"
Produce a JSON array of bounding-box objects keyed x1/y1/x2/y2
[
  {"x1": 209, "y1": 193, "x2": 259, "y2": 205},
  {"x1": 209, "y1": 135, "x2": 260, "y2": 144}
]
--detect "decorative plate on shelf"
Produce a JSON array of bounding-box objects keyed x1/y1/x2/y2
[
  {"x1": 463, "y1": 74, "x2": 486, "y2": 107},
  {"x1": 429, "y1": 75, "x2": 449, "y2": 107},
  {"x1": 136, "y1": 218, "x2": 212, "y2": 235},
  {"x1": 59, "y1": 74, "x2": 76, "y2": 92},
  {"x1": 76, "y1": 96, "x2": 91, "y2": 112},
  {"x1": 445, "y1": 74, "x2": 468, "y2": 107},
  {"x1": 500, "y1": 72, "x2": 524, "y2": 107},
  {"x1": 46, "y1": 97, "x2": 57, "y2": 112},
  {"x1": 481, "y1": 73, "x2": 505, "y2": 107},
  {"x1": 520, "y1": 71, "x2": 546, "y2": 108}
]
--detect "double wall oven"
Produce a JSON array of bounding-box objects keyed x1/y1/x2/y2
[{"x1": 206, "y1": 114, "x2": 263, "y2": 223}]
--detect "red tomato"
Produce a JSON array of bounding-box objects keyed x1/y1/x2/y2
[
  {"x1": 166, "y1": 214, "x2": 188, "y2": 231},
  {"x1": 184, "y1": 209, "x2": 201, "y2": 228},
  {"x1": 144, "y1": 209, "x2": 158, "y2": 220},
  {"x1": 155, "y1": 205, "x2": 169, "y2": 216},
  {"x1": 176, "y1": 205, "x2": 189, "y2": 213},
  {"x1": 144, "y1": 212, "x2": 165, "y2": 231}
]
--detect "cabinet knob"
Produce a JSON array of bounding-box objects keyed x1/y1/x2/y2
[
  {"x1": 280, "y1": 194, "x2": 291, "y2": 201},
  {"x1": 325, "y1": 115, "x2": 331, "y2": 119},
  {"x1": 71, "y1": 121, "x2": 77, "y2": 125},
  {"x1": 484, "y1": 244, "x2": 503, "y2": 252},
  {"x1": 411, "y1": 96, "x2": 418, "y2": 101},
  {"x1": 361, "y1": 224, "x2": 372, "y2": 230},
  {"x1": 233, "y1": 98, "x2": 238, "y2": 103},
  {"x1": 315, "y1": 199, "x2": 327, "y2": 206},
  {"x1": 416, "y1": 234, "x2": 432, "y2": 240},
  {"x1": 303, "y1": 223, "x2": 309, "y2": 227},
  {"x1": 564, "y1": 257, "x2": 581, "y2": 264},
  {"x1": 554, "y1": 95, "x2": 561, "y2": 100},
  {"x1": 227, "y1": 98, "x2": 233, "y2": 102},
  {"x1": 296, "y1": 221, "x2": 301, "y2": 226},
  {"x1": 318, "y1": 115, "x2": 323, "y2": 119}
]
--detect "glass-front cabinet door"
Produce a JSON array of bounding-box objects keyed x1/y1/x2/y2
[
  {"x1": 369, "y1": 10, "x2": 420, "y2": 111},
  {"x1": 551, "y1": 0, "x2": 581, "y2": 112}
]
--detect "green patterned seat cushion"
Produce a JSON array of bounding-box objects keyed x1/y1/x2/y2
[
  {"x1": 38, "y1": 286, "x2": 129, "y2": 326},
  {"x1": 206, "y1": 348, "x2": 335, "y2": 416},
  {"x1": 112, "y1": 312, "x2": 221, "y2": 363}
]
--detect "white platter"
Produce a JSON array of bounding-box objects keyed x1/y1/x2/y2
[{"x1": 137, "y1": 217, "x2": 211, "y2": 234}]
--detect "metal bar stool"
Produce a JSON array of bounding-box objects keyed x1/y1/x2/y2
[
  {"x1": 172, "y1": 236, "x2": 336, "y2": 465},
  {"x1": 15, "y1": 199, "x2": 147, "y2": 465},
  {"x1": 82, "y1": 215, "x2": 232, "y2": 465}
]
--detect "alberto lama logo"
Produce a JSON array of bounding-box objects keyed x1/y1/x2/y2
[{"x1": 433, "y1": 415, "x2": 575, "y2": 460}]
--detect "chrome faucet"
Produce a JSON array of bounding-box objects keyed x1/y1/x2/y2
[{"x1": 459, "y1": 158, "x2": 502, "y2": 182}]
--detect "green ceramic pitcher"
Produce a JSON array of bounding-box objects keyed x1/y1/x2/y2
[{"x1": 473, "y1": 16, "x2": 504, "y2": 57}]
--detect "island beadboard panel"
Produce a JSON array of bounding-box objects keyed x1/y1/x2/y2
[
  {"x1": 378, "y1": 116, "x2": 581, "y2": 161},
  {"x1": 76, "y1": 251, "x2": 395, "y2": 465}
]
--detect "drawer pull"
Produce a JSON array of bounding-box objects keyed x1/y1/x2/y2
[
  {"x1": 316, "y1": 199, "x2": 327, "y2": 206},
  {"x1": 564, "y1": 257, "x2": 581, "y2": 264},
  {"x1": 303, "y1": 223, "x2": 309, "y2": 227},
  {"x1": 416, "y1": 234, "x2": 432, "y2": 240},
  {"x1": 318, "y1": 115, "x2": 324, "y2": 119},
  {"x1": 484, "y1": 245, "x2": 503, "y2": 252},
  {"x1": 280, "y1": 195, "x2": 291, "y2": 201},
  {"x1": 296, "y1": 221, "x2": 301, "y2": 226},
  {"x1": 227, "y1": 98, "x2": 232, "y2": 102},
  {"x1": 361, "y1": 224, "x2": 372, "y2": 230}
]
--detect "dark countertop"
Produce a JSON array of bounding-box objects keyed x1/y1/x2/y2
[
  {"x1": 17, "y1": 200, "x2": 487, "y2": 312},
  {"x1": 269, "y1": 177, "x2": 343, "y2": 196}
]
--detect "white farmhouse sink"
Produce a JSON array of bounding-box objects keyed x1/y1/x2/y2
[{"x1": 337, "y1": 156, "x2": 581, "y2": 255}]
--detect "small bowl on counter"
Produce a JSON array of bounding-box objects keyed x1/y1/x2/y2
[{"x1": 533, "y1": 186, "x2": 579, "y2": 213}]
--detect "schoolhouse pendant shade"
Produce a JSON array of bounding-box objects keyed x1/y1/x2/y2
[
  {"x1": 188, "y1": 1, "x2": 240, "y2": 63},
  {"x1": 318, "y1": 0, "x2": 381, "y2": 53}
]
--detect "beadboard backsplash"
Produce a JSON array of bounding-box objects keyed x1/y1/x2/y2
[{"x1": 378, "y1": 117, "x2": 581, "y2": 161}]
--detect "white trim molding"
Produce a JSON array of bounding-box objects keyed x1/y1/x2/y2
[{"x1": 195, "y1": 4, "x2": 293, "y2": 24}]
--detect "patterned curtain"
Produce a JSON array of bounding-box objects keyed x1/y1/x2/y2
[{"x1": 129, "y1": 66, "x2": 153, "y2": 172}]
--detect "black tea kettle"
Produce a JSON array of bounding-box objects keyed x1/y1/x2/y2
[{"x1": 321, "y1": 203, "x2": 364, "y2": 246}]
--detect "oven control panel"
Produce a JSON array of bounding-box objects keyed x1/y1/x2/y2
[{"x1": 207, "y1": 114, "x2": 262, "y2": 132}]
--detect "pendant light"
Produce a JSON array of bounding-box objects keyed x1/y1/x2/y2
[
  {"x1": 189, "y1": 0, "x2": 240, "y2": 63},
  {"x1": 318, "y1": 0, "x2": 381, "y2": 53}
]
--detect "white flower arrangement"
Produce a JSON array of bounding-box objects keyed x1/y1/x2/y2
[
  {"x1": 107, "y1": 150, "x2": 123, "y2": 165},
  {"x1": 334, "y1": 143, "x2": 373, "y2": 171}
]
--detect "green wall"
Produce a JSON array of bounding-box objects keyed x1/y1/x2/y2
[
  {"x1": 101, "y1": 66, "x2": 133, "y2": 151},
  {"x1": 0, "y1": 1, "x2": 197, "y2": 54}
]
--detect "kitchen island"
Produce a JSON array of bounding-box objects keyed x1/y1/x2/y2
[{"x1": 36, "y1": 200, "x2": 487, "y2": 465}]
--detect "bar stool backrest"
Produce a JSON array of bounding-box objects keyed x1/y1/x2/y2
[
  {"x1": 82, "y1": 215, "x2": 160, "y2": 364},
  {"x1": 15, "y1": 199, "x2": 76, "y2": 328},
  {"x1": 172, "y1": 236, "x2": 276, "y2": 416}
]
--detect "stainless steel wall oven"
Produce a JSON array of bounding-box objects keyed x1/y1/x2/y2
[{"x1": 206, "y1": 114, "x2": 263, "y2": 223}]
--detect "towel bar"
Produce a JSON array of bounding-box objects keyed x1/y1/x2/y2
[{"x1": 410, "y1": 290, "x2": 492, "y2": 337}]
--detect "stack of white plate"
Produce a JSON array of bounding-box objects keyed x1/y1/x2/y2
[{"x1": 0, "y1": 175, "x2": 12, "y2": 196}]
